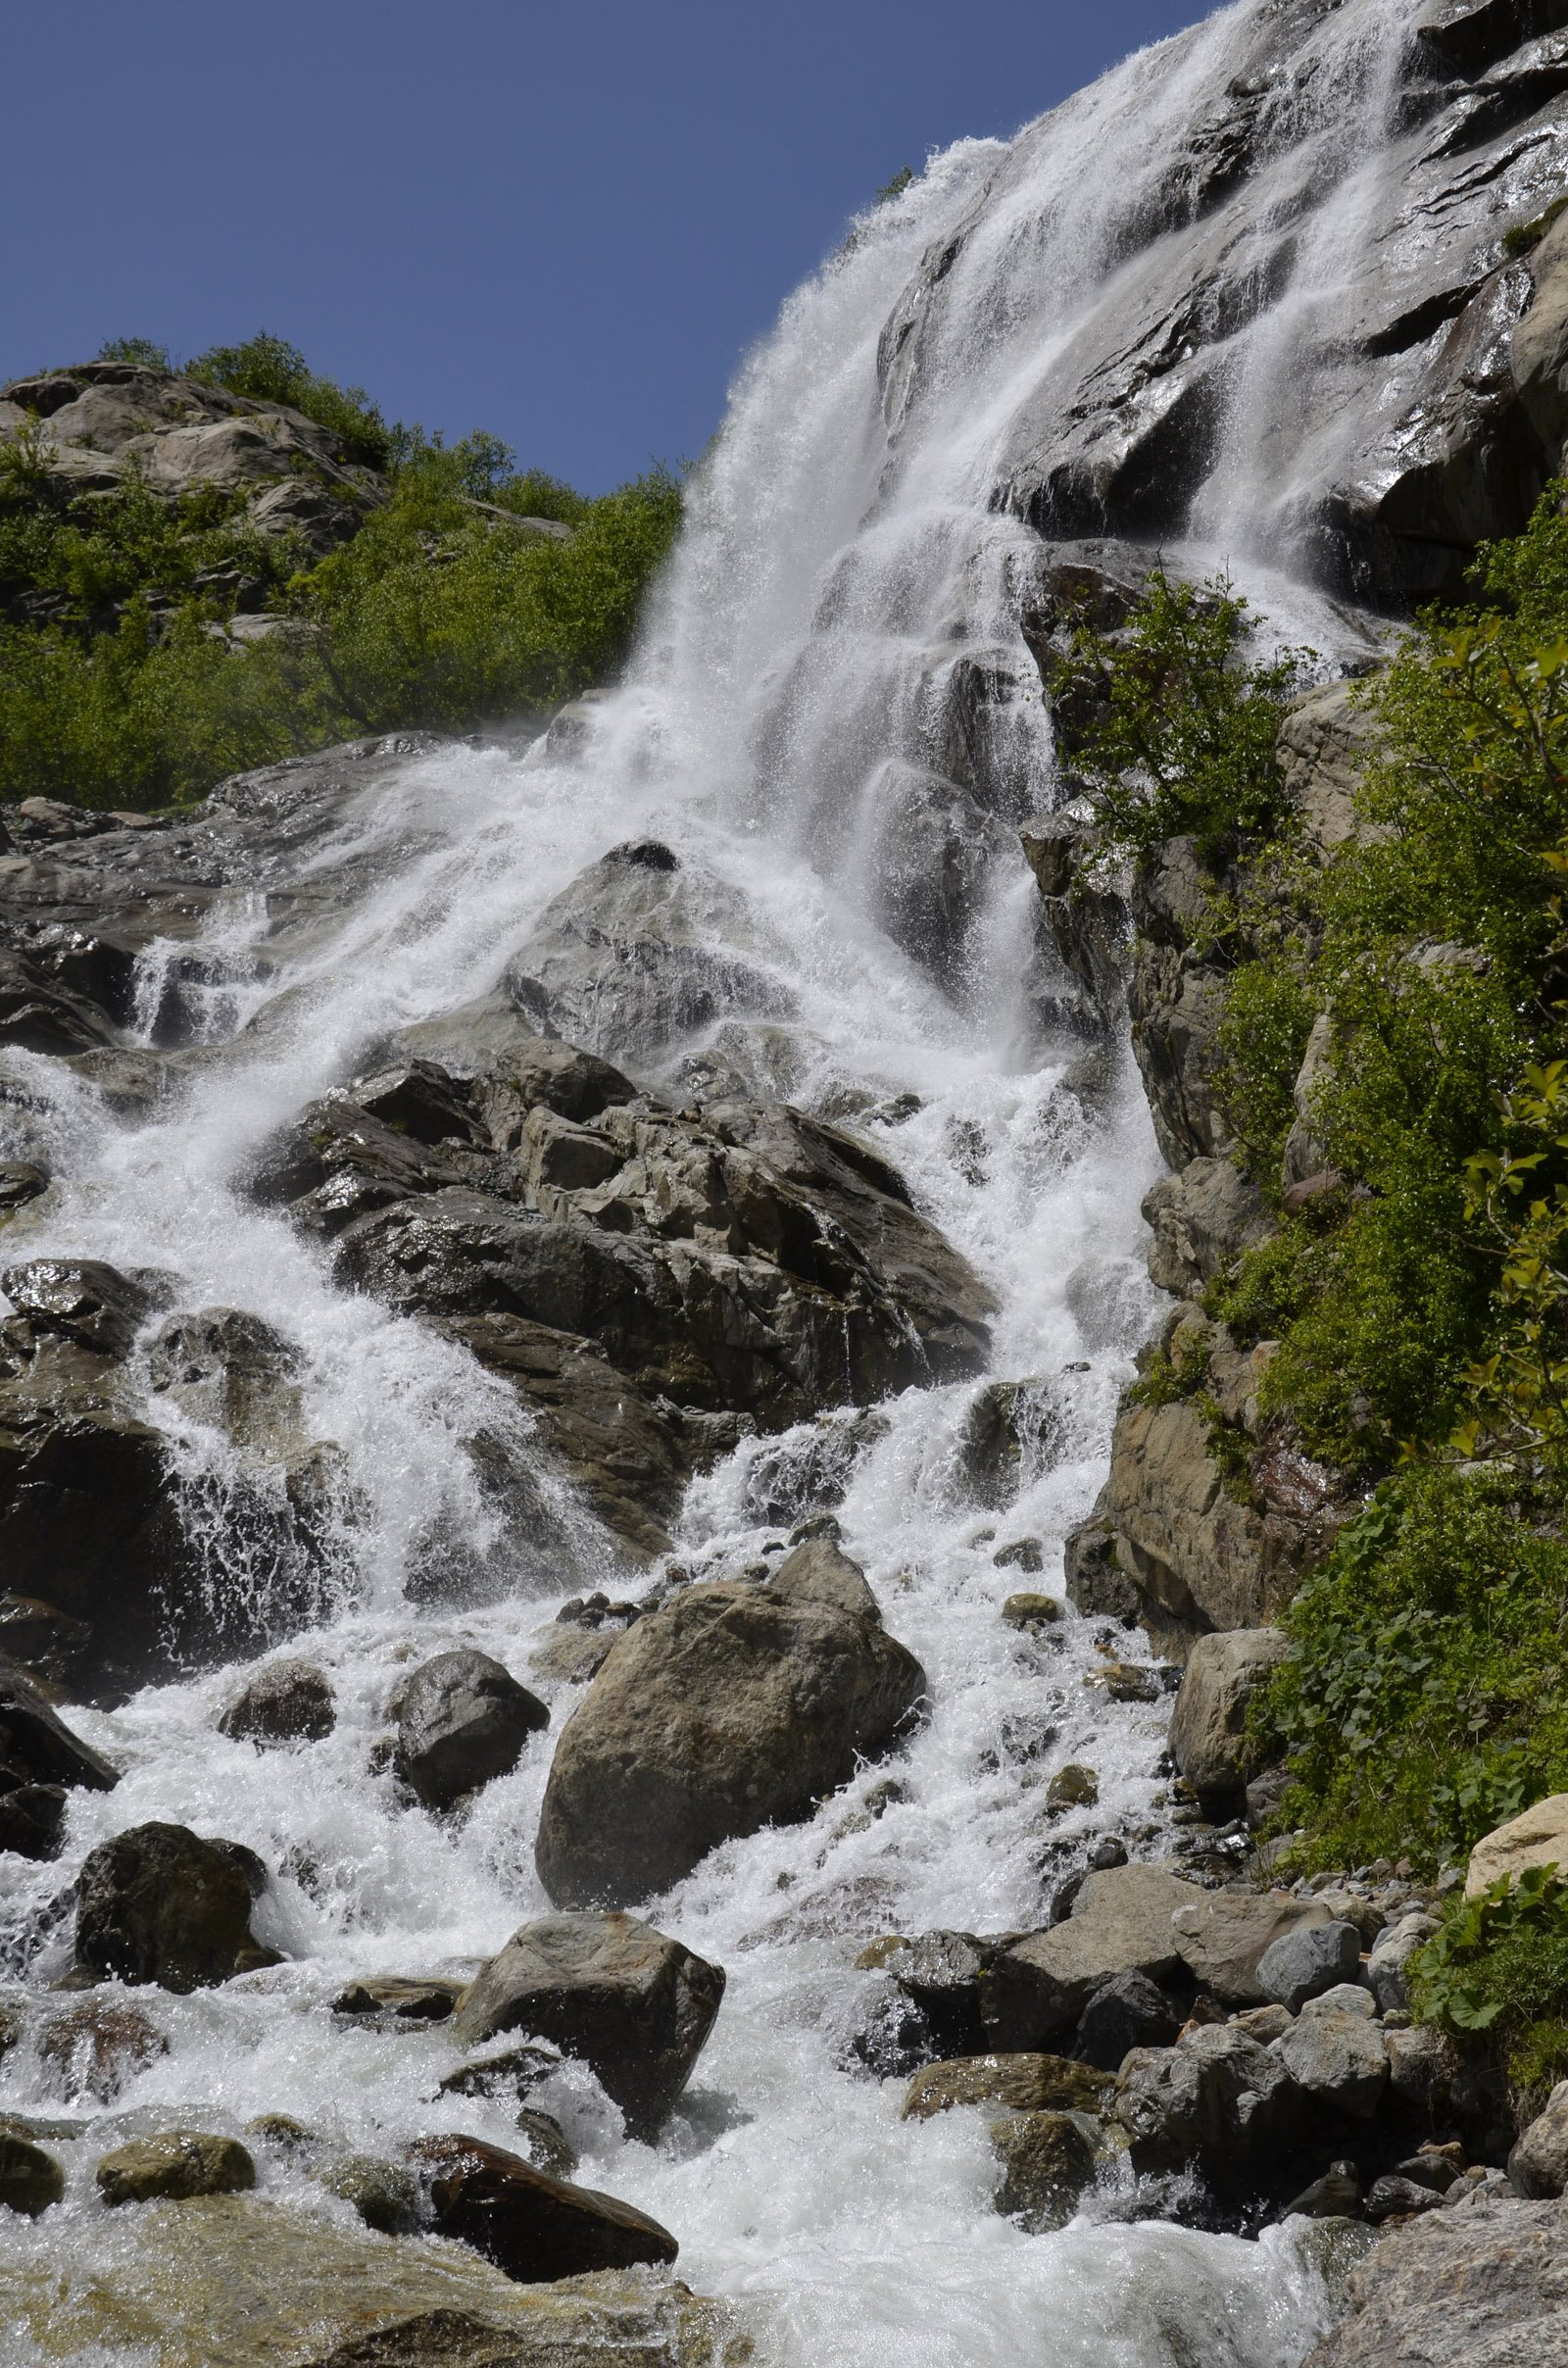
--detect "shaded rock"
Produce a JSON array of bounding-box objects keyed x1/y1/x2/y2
[
  {"x1": 219, "y1": 1660, "x2": 336, "y2": 1748},
  {"x1": 1004, "y1": 1592, "x2": 1062, "y2": 1632},
  {"x1": 1062, "y1": 1516, "x2": 1140, "y2": 1623},
  {"x1": 391, "y1": 1651, "x2": 549, "y2": 1812},
  {"x1": 990, "y1": 2109, "x2": 1101, "y2": 2231},
  {"x1": 0, "y1": 1666, "x2": 117, "y2": 1861},
  {"x1": 1044, "y1": 1762, "x2": 1099, "y2": 1811},
  {"x1": 1276, "y1": 1987, "x2": 1389, "y2": 2122},
  {"x1": 1465, "y1": 1792, "x2": 1568, "y2": 1896},
  {"x1": 408, "y1": 2133, "x2": 678, "y2": 2283},
  {"x1": 438, "y1": 2044, "x2": 561, "y2": 2104},
  {"x1": 902, "y1": 2052, "x2": 1111, "y2": 2122},
  {"x1": 983, "y1": 1867, "x2": 1202, "y2": 2048},
  {"x1": 1366, "y1": 1913, "x2": 1439, "y2": 2016},
  {"x1": 316, "y1": 2154, "x2": 421, "y2": 2236},
  {"x1": 1019, "y1": 811, "x2": 1129, "y2": 1034},
  {"x1": 1171, "y1": 1891, "x2": 1332, "y2": 2007},
  {"x1": 995, "y1": 1537, "x2": 1045, "y2": 1574},
  {"x1": 452, "y1": 1911, "x2": 724, "y2": 2141},
  {"x1": 1286, "y1": 2164, "x2": 1365, "y2": 2221},
  {"x1": 0, "y1": 1594, "x2": 93, "y2": 1690},
  {"x1": 1115, "y1": 2023, "x2": 1299, "y2": 2188},
  {"x1": 245, "y1": 2114, "x2": 318, "y2": 2155},
  {"x1": 1385, "y1": 2022, "x2": 1455, "y2": 2117},
  {"x1": 1142, "y1": 1159, "x2": 1273, "y2": 1296},
  {"x1": 1073, "y1": 1970, "x2": 1181, "y2": 2072},
  {"x1": 1365, "y1": 2173, "x2": 1446, "y2": 2220},
  {"x1": 847, "y1": 1979, "x2": 938, "y2": 2080},
  {"x1": 0, "y1": 2134, "x2": 63, "y2": 2217},
  {"x1": 534, "y1": 1579, "x2": 926, "y2": 1907},
  {"x1": 1166, "y1": 1629, "x2": 1289, "y2": 1804},
  {"x1": 1258, "y1": 1921, "x2": 1364, "y2": 2013},
  {"x1": 1508, "y1": 2080, "x2": 1568, "y2": 2197},
  {"x1": 331, "y1": 1977, "x2": 463, "y2": 2027},
  {"x1": 0, "y1": 2191, "x2": 726, "y2": 2365},
  {"x1": 883, "y1": 1931, "x2": 989, "y2": 2057},
  {"x1": 513, "y1": 2110, "x2": 578, "y2": 2186},
  {"x1": 96, "y1": 2130, "x2": 256, "y2": 2206},
  {"x1": 74, "y1": 1822, "x2": 280, "y2": 1992},
  {"x1": 37, "y1": 1999, "x2": 169, "y2": 2101},
  {"x1": 527, "y1": 1626, "x2": 616, "y2": 1689}
]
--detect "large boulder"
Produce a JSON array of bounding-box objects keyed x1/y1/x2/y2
[
  {"x1": 534, "y1": 1573, "x2": 926, "y2": 1907},
  {"x1": 389, "y1": 1650, "x2": 549, "y2": 1811},
  {"x1": 0, "y1": 2134, "x2": 63, "y2": 2218},
  {"x1": 1275, "y1": 1986, "x2": 1388, "y2": 2122},
  {"x1": 1141, "y1": 1159, "x2": 1273, "y2": 1297},
  {"x1": 1465, "y1": 1794, "x2": 1568, "y2": 1896},
  {"x1": 990, "y1": 2110, "x2": 1102, "y2": 2232},
  {"x1": 219, "y1": 1660, "x2": 336, "y2": 1749},
  {"x1": 1508, "y1": 2081, "x2": 1568, "y2": 2198},
  {"x1": 1300, "y1": 2195, "x2": 1563, "y2": 2368},
  {"x1": 408, "y1": 2134, "x2": 678, "y2": 2284},
  {"x1": 1166, "y1": 1629, "x2": 1289, "y2": 1804},
  {"x1": 1257, "y1": 1921, "x2": 1363, "y2": 2014},
  {"x1": 74, "y1": 1822, "x2": 281, "y2": 1992},
  {"x1": 451, "y1": 1911, "x2": 724, "y2": 2140},
  {"x1": 981, "y1": 1866, "x2": 1201, "y2": 2049}
]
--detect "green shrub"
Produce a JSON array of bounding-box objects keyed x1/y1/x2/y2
[
  {"x1": 1258, "y1": 1468, "x2": 1568, "y2": 1873},
  {"x1": 95, "y1": 336, "x2": 172, "y2": 370},
  {"x1": 1409, "y1": 1867, "x2": 1568, "y2": 2097},
  {"x1": 187, "y1": 331, "x2": 395, "y2": 470},
  {"x1": 1049, "y1": 569, "x2": 1311, "y2": 864}
]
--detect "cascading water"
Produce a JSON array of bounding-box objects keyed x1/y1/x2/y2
[{"x1": 0, "y1": 0, "x2": 1475, "y2": 2357}]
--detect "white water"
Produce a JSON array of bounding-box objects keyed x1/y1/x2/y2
[{"x1": 0, "y1": 3, "x2": 1424, "y2": 2359}]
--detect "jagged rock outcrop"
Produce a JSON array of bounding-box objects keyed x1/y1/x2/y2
[{"x1": 254, "y1": 1050, "x2": 992, "y2": 1555}]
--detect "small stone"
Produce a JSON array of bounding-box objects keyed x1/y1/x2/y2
[
  {"x1": 1089, "y1": 1837, "x2": 1129, "y2": 1870},
  {"x1": 1366, "y1": 2173, "x2": 1446, "y2": 2220},
  {"x1": 514, "y1": 2108, "x2": 578, "y2": 2183},
  {"x1": 1231, "y1": 2003, "x2": 1293, "y2": 2043},
  {"x1": 1392, "y1": 2152, "x2": 1459, "y2": 2194},
  {"x1": 0, "y1": 2134, "x2": 64, "y2": 2217},
  {"x1": 902, "y1": 2052, "x2": 1110, "y2": 2121},
  {"x1": 1045, "y1": 1764, "x2": 1099, "y2": 1812},
  {"x1": 244, "y1": 2113, "x2": 318, "y2": 2155},
  {"x1": 995, "y1": 1539, "x2": 1045, "y2": 1574},
  {"x1": 1284, "y1": 2163, "x2": 1363, "y2": 2219},
  {"x1": 1256, "y1": 1920, "x2": 1362, "y2": 2011},
  {"x1": 1090, "y1": 1661, "x2": 1160, "y2": 1703},
  {"x1": 438, "y1": 2043, "x2": 561, "y2": 2102},
  {"x1": 330, "y1": 1976, "x2": 463, "y2": 2027},
  {"x1": 218, "y1": 1661, "x2": 335, "y2": 1748},
  {"x1": 1003, "y1": 1593, "x2": 1062, "y2": 1630},
  {"x1": 990, "y1": 2109, "x2": 1100, "y2": 2231},
  {"x1": 37, "y1": 2000, "x2": 169, "y2": 2101},
  {"x1": 96, "y1": 2131, "x2": 256, "y2": 2206},
  {"x1": 315, "y1": 2152, "x2": 421, "y2": 2235}
]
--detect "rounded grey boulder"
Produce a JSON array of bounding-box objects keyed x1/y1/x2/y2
[
  {"x1": 219, "y1": 1659, "x2": 335, "y2": 1748},
  {"x1": 534, "y1": 1573, "x2": 925, "y2": 1907},
  {"x1": 1509, "y1": 2080, "x2": 1568, "y2": 2197},
  {"x1": 1257, "y1": 1919, "x2": 1363, "y2": 2012},
  {"x1": 391, "y1": 1650, "x2": 549, "y2": 1812},
  {"x1": 1167, "y1": 1629, "x2": 1289, "y2": 1802},
  {"x1": 74, "y1": 1822, "x2": 281, "y2": 1993}
]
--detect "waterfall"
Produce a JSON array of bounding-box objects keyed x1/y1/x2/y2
[{"x1": 0, "y1": 0, "x2": 1510, "y2": 2354}]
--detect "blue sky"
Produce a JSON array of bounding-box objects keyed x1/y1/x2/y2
[{"x1": 9, "y1": 1, "x2": 1215, "y2": 491}]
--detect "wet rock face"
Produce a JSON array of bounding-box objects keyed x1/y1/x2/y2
[
  {"x1": 885, "y1": 0, "x2": 1568, "y2": 608},
  {"x1": 452, "y1": 1910, "x2": 724, "y2": 2140},
  {"x1": 534, "y1": 1571, "x2": 927, "y2": 1908},
  {"x1": 74, "y1": 1821, "x2": 282, "y2": 1993},
  {"x1": 96, "y1": 2130, "x2": 256, "y2": 2207},
  {"x1": 409, "y1": 2133, "x2": 679, "y2": 2284},
  {"x1": 219, "y1": 1660, "x2": 337, "y2": 1749},
  {"x1": 389, "y1": 1650, "x2": 549, "y2": 1811},
  {"x1": 0, "y1": 1666, "x2": 118, "y2": 1860},
  {"x1": 257, "y1": 1056, "x2": 992, "y2": 1557}
]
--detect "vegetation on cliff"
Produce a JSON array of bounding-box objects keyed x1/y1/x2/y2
[{"x1": 0, "y1": 335, "x2": 681, "y2": 810}]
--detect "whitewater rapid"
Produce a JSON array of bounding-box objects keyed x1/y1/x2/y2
[{"x1": 0, "y1": 1, "x2": 1432, "y2": 2357}]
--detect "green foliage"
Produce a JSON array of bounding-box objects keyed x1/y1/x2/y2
[
  {"x1": 1456, "y1": 1060, "x2": 1568, "y2": 1476},
  {"x1": 1050, "y1": 570, "x2": 1311, "y2": 864},
  {"x1": 876, "y1": 166, "x2": 915, "y2": 205},
  {"x1": 1502, "y1": 192, "x2": 1568, "y2": 259},
  {"x1": 95, "y1": 336, "x2": 172, "y2": 370},
  {"x1": 1211, "y1": 951, "x2": 1316, "y2": 1179},
  {"x1": 1409, "y1": 1867, "x2": 1568, "y2": 2095},
  {"x1": 187, "y1": 331, "x2": 395, "y2": 470},
  {"x1": 1259, "y1": 1469, "x2": 1568, "y2": 1872}
]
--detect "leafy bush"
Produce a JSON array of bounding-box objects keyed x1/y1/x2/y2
[
  {"x1": 187, "y1": 331, "x2": 395, "y2": 470},
  {"x1": 1261, "y1": 1468, "x2": 1568, "y2": 1874},
  {"x1": 1050, "y1": 569, "x2": 1310, "y2": 864},
  {"x1": 95, "y1": 336, "x2": 172, "y2": 370},
  {"x1": 1409, "y1": 1867, "x2": 1568, "y2": 2096}
]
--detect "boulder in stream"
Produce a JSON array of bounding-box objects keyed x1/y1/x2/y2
[
  {"x1": 534, "y1": 1566, "x2": 926, "y2": 1906},
  {"x1": 0, "y1": 1666, "x2": 118, "y2": 1861},
  {"x1": 408, "y1": 2132, "x2": 679, "y2": 2283},
  {"x1": 96, "y1": 2130, "x2": 256, "y2": 2206},
  {"x1": 219, "y1": 1659, "x2": 336, "y2": 1748},
  {"x1": 74, "y1": 1822, "x2": 282, "y2": 1992},
  {"x1": 389, "y1": 1649, "x2": 549, "y2": 1810},
  {"x1": 453, "y1": 1910, "x2": 723, "y2": 2140}
]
